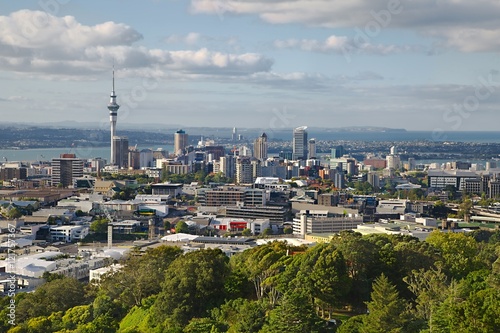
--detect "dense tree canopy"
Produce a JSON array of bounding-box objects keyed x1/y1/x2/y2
[{"x1": 3, "y1": 231, "x2": 500, "y2": 332}]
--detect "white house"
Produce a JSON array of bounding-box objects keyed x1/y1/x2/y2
[{"x1": 50, "y1": 225, "x2": 89, "y2": 242}]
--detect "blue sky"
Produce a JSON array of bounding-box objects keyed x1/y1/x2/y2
[{"x1": 0, "y1": 0, "x2": 499, "y2": 132}]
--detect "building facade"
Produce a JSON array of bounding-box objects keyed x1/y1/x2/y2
[
  {"x1": 253, "y1": 133, "x2": 268, "y2": 161},
  {"x1": 112, "y1": 136, "x2": 129, "y2": 169},
  {"x1": 292, "y1": 126, "x2": 308, "y2": 160},
  {"x1": 174, "y1": 129, "x2": 188, "y2": 156},
  {"x1": 51, "y1": 154, "x2": 84, "y2": 187}
]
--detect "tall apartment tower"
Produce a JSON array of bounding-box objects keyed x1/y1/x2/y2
[
  {"x1": 236, "y1": 157, "x2": 253, "y2": 184},
  {"x1": 308, "y1": 138, "x2": 316, "y2": 159},
  {"x1": 292, "y1": 126, "x2": 308, "y2": 160},
  {"x1": 253, "y1": 133, "x2": 268, "y2": 161},
  {"x1": 51, "y1": 154, "x2": 84, "y2": 188},
  {"x1": 112, "y1": 136, "x2": 129, "y2": 169},
  {"x1": 107, "y1": 68, "x2": 120, "y2": 165},
  {"x1": 174, "y1": 129, "x2": 188, "y2": 156}
]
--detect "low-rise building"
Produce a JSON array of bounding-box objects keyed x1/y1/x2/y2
[
  {"x1": 293, "y1": 214, "x2": 363, "y2": 237},
  {"x1": 50, "y1": 225, "x2": 89, "y2": 242},
  {"x1": 89, "y1": 264, "x2": 123, "y2": 283}
]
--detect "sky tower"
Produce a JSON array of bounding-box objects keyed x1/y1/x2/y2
[{"x1": 107, "y1": 68, "x2": 120, "y2": 165}]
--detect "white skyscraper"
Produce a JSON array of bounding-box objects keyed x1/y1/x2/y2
[{"x1": 292, "y1": 126, "x2": 308, "y2": 160}]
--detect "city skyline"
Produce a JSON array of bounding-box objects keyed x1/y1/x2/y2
[{"x1": 0, "y1": 1, "x2": 500, "y2": 131}]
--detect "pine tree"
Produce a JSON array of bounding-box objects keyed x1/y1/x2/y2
[{"x1": 361, "y1": 274, "x2": 407, "y2": 333}]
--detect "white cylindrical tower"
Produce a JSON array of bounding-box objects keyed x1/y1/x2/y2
[{"x1": 107, "y1": 68, "x2": 120, "y2": 165}]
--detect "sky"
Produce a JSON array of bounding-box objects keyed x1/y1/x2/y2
[{"x1": 0, "y1": 0, "x2": 499, "y2": 133}]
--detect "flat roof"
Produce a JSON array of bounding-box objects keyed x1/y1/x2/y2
[{"x1": 192, "y1": 236, "x2": 256, "y2": 245}]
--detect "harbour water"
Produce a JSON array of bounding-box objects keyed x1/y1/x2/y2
[
  {"x1": 1, "y1": 130, "x2": 499, "y2": 163},
  {"x1": 0, "y1": 145, "x2": 174, "y2": 163}
]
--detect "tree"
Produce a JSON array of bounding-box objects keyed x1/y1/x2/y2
[
  {"x1": 7, "y1": 207, "x2": 22, "y2": 219},
  {"x1": 175, "y1": 220, "x2": 189, "y2": 234},
  {"x1": 16, "y1": 277, "x2": 87, "y2": 323},
  {"x1": 331, "y1": 231, "x2": 382, "y2": 309},
  {"x1": 161, "y1": 164, "x2": 169, "y2": 183},
  {"x1": 262, "y1": 228, "x2": 272, "y2": 236},
  {"x1": 90, "y1": 218, "x2": 108, "y2": 233},
  {"x1": 164, "y1": 220, "x2": 171, "y2": 232},
  {"x1": 261, "y1": 291, "x2": 325, "y2": 333},
  {"x1": 338, "y1": 315, "x2": 364, "y2": 333},
  {"x1": 403, "y1": 266, "x2": 449, "y2": 326},
  {"x1": 213, "y1": 299, "x2": 267, "y2": 333},
  {"x1": 458, "y1": 198, "x2": 473, "y2": 222},
  {"x1": 230, "y1": 242, "x2": 288, "y2": 302},
  {"x1": 151, "y1": 249, "x2": 230, "y2": 327},
  {"x1": 310, "y1": 246, "x2": 351, "y2": 311},
  {"x1": 431, "y1": 200, "x2": 449, "y2": 219},
  {"x1": 61, "y1": 304, "x2": 92, "y2": 330},
  {"x1": 361, "y1": 274, "x2": 407, "y2": 333},
  {"x1": 241, "y1": 228, "x2": 252, "y2": 236},
  {"x1": 426, "y1": 231, "x2": 484, "y2": 279},
  {"x1": 99, "y1": 246, "x2": 183, "y2": 309}
]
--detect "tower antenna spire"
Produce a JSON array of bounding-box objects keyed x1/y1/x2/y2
[{"x1": 112, "y1": 60, "x2": 115, "y2": 93}]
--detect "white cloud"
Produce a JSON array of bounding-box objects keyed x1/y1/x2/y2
[
  {"x1": 0, "y1": 10, "x2": 273, "y2": 79},
  {"x1": 191, "y1": 0, "x2": 500, "y2": 52},
  {"x1": 165, "y1": 32, "x2": 202, "y2": 45},
  {"x1": 274, "y1": 35, "x2": 422, "y2": 55}
]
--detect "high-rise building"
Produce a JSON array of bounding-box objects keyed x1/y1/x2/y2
[
  {"x1": 140, "y1": 149, "x2": 154, "y2": 168},
  {"x1": 236, "y1": 157, "x2": 253, "y2": 184},
  {"x1": 308, "y1": 138, "x2": 316, "y2": 159},
  {"x1": 107, "y1": 67, "x2": 120, "y2": 165},
  {"x1": 331, "y1": 145, "x2": 345, "y2": 159},
  {"x1": 219, "y1": 155, "x2": 235, "y2": 179},
  {"x1": 386, "y1": 146, "x2": 401, "y2": 170},
  {"x1": 232, "y1": 127, "x2": 237, "y2": 141},
  {"x1": 51, "y1": 154, "x2": 84, "y2": 188},
  {"x1": 407, "y1": 158, "x2": 416, "y2": 171},
  {"x1": 253, "y1": 133, "x2": 268, "y2": 161},
  {"x1": 112, "y1": 136, "x2": 129, "y2": 169},
  {"x1": 292, "y1": 126, "x2": 308, "y2": 160},
  {"x1": 128, "y1": 148, "x2": 140, "y2": 170},
  {"x1": 174, "y1": 129, "x2": 188, "y2": 156}
]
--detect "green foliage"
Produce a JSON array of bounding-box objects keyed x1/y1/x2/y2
[
  {"x1": 8, "y1": 229, "x2": 500, "y2": 332},
  {"x1": 337, "y1": 315, "x2": 364, "y2": 333},
  {"x1": 183, "y1": 317, "x2": 224, "y2": 333},
  {"x1": 112, "y1": 187, "x2": 136, "y2": 200},
  {"x1": 426, "y1": 231, "x2": 484, "y2": 279},
  {"x1": 212, "y1": 298, "x2": 267, "y2": 333},
  {"x1": 230, "y1": 241, "x2": 288, "y2": 302},
  {"x1": 241, "y1": 228, "x2": 251, "y2": 236},
  {"x1": 330, "y1": 231, "x2": 383, "y2": 308},
  {"x1": 151, "y1": 249, "x2": 229, "y2": 327},
  {"x1": 431, "y1": 200, "x2": 449, "y2": 219},
  {"x1": 16, "y1": 277, "x2": 87, "y2": 324},
  {"x1": 404, "y1": 266, "x2": 449, "y2": 324},
  {"x1": 361, "y1": 274, "x2": 407, "y2": 333},
  {"x1": 174, "y1": 220, "x2": 189, "y2": 234},
  {"x1": 61, "y1": 305, "x2": 92, "y2": 330},
  {"x1": 430, "y1": 276, "x2": 500, "y2": 332},
  {"x1": 309, "y1": 244, "x2": 351, "y2": 308},
  {"x1": 99, "y1": 246, "x2": 183, "y2": 309},
  {"x1": 89, "y1": 218, "x2": 108, "y2": 233},
  {"x1": 458, "y1": 198, "x2": 473, "y2": 221},
  {"x1": 352, "y1": 181, "x2": 374, "y2": 195},
  {"x1": 261, "y1": 291, "x2": 325, "y2": 333}
]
